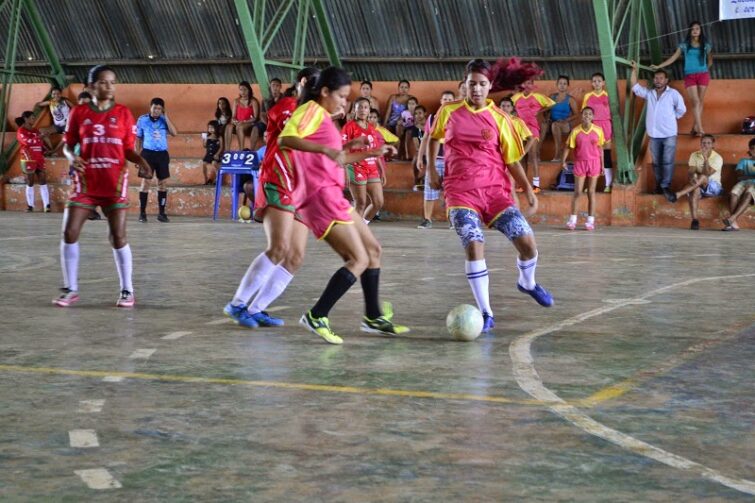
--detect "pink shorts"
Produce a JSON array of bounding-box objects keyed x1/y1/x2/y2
[
  {"x1": 573, "y1": 159, "x2": 602, "y2": 177},
  {"x1": 445, "y1": 185, "x2": 515, "y2": 226},
  {"x1": 297, "y1": 185, "x2": 354, "y2": 239},
  {"x1": 684, "y1": 72, "x2": 710, "y2": 88},
  {"x1": 594, "y1": 119, "x2": 612, "y2": 142}
]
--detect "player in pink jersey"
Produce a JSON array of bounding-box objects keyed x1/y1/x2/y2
[
  {"x1": 428, "y1": 58, "x2": 554, "y2": 333},
  {"x1": 224, "y1": 68, "x2": 320, "y2": 329},
  {"x1": 511, "y1": 79, "x2": 555, "y2": 193},
  {"x1": 561, "y1": 107, "x2": 605, "y2": 231},
  {"x1": 581, "y1": 72, "x2": 614, "y2": 192},
  {"x1": 279, "y1": 66, "x2": 408, "y2": 345},
  {"x1": 54, "y1": 65, "x2": 151, "y2": 308},
  {"x1": 342, "y1": 97, "x2": 385, "y2": 222}
]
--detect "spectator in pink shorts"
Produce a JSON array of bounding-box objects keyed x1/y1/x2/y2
[
  {"x1": 561, "y1": 107, "x2": 605, "y2": 231},
  {"x1": 512, "y1": 79, "x2": 555, "y2": 193},
  {"x1": 582, "y1": 72, "x2": 615, "y2": 192},
  {"x1": 652, "y1": 21, "x2": 713, "y2": 137}
]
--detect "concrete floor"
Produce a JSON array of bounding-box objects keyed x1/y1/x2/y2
[{"x1": 0, "y1": 212, "x2": 753, "y2": 502}]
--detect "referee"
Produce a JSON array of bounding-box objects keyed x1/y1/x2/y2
[{"x1": 136, "y1": 97, "x2": 177, "y2": 222}]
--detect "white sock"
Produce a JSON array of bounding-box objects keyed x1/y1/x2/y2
[
  {"x1": 61, "y1": 241, "x2": 79, "y2": 291},
  {"x1": 533, "y1": 176, "x2": 540, "y2": 188},
  {"x1": 517, "y1": 253, "x2": 538, "y2": 290},
  {"x1": 25, "y1": 186, "x2": 35, "y2": 207},
  {"x1": 568, "y1": 214, "x2": 577, "y2": 224},
  {"x1": 231, "y1": 253, "x2": 276, "y2": 306},
  {"x1": 248, "y1": 264, "x2": 294, "y2": 314},
  {"x1": 604, "y1": 168, "x2": 613, "y2": 187},
  {"x1": 465, "y1": 259, "x2": 492, "y2": 316},
  {"x1": 112, "y1": 244, "x2": 133, "y2": 292},
  {"x1": 587, "y1": 215, "x2": 595, "y2": 224},
  {"x1": 40, "y1": 184, "x2": 50, "y2": 206}
]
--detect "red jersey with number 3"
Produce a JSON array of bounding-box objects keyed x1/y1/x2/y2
[
  {"x1": 259, "y1": 96, "x2": 297, "y2": 190},
  {"x1": 64, "y1": 103, "x2": 136, "y2": 197}
]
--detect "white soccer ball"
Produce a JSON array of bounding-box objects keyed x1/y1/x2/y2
[{"x1": 446, "y1": 304, "x2": 484, "y2": 341}]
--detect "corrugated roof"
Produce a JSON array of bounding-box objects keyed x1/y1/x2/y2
[{"x1": 1, "y1": 0, "x2": 753, "y2": 83}]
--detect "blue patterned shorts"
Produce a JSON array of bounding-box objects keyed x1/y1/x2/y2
[{"x1": 449, "y1": 206, "x2": 533, "y2": 248}]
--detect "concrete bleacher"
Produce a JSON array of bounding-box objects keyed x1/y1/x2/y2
[{"x1": 1, "y1": 80, "x2": 753, "y2": 229}]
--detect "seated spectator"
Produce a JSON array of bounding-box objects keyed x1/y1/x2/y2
[
  {"x1": 35, "y1": 86, "x2": 74, "y2": 154},
  {"x1": 228, "y1": 82, "x2": 260, "y2": 151},
  {"x1": 397, "y1": 96, "x2": 419, "y2": 160},
  {"x1": 722, "y1": 137, "x2": 755, "y2": 231},
  {"x1": 383, "y1": 79, "x2": 411, "y2": 134},
  {"x1": 214, "y1": 97, "x2": 233, "y2": 150},
  {"x1": 202, "y1": 120, "x2": 223, "y2": 185},
  {"x1": 664, "y1": 134, "x2": 723, "y2": 230},
  {"x1": 369, "y1": 107, "x2": 399, "y2": 152},
  {"x1": 408, "y1": 105, "x2": 427, "y2": 186},
  {"x1": 549, "y1": 75, "x2": 578, "y2": 161}
]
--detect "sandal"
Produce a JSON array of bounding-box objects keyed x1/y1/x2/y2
[{"x1": 722, "y1": 225, "x2": 739, "y2": 232}]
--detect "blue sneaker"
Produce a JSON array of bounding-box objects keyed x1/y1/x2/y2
[
  {"x1": 482, "y1": 312, "x2": 495, "y2": 333},
  {"x1": 223, "y1": 302, "x2": 259, "y2": 328},
  {"x1": 249, "y1": 311, "x2": 285, "y2": 327},
  {"x1": 517, "y1": 283, "x2": 554, "y2": 307}
]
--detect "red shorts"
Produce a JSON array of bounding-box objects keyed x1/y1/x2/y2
[
  {"x1": 347, "y1": 162, "x2": 380, "y2": 185},
  {"x1": 445, "y1": 186, "x2": 515, "y2": 226},
  {"x1": 298, "y1": 185, "x2": 354, "y2": 239},
  {"x1": 684, "y1": 72, "x2": 710, "y2": 88},
  {"x1": 21, "y1": 158, "x2": 45, "y2": 173},
  {"x1": 67, "y1": 194, "x2": 129, "y2": 213},
  {"x1": 573, "y1": 159, "x2": 602, "y2": 177},
  {"x1": 594, "y1": 119, "x2": 613, "y2": 142},
  {"x1": 254, "y1": 149, "x2": 297, "y2": 222}
]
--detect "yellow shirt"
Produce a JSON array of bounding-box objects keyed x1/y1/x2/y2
[
  {"x1": 688, "y1": 150, "x2": 723, "y2": 184},
  {"x1": 376, "y1": 126, "x2": 399, "y2": 144}
]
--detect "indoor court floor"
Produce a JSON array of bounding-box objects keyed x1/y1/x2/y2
[{"x1": 0, "y1": 212, "x2": 753, "y2": 501}]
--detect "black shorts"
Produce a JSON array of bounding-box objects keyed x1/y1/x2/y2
[
  {"x1": 54, "y1": 124, "x2": 66, "y2": 134},
  {"x1": 141, "y1": 149, "x2": 170, "y2": 180},
  {"x1": 202, "y1": 153, "x2": 218, "y2": 164}
]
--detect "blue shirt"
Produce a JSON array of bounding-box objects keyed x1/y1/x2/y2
[
  {"x1": 136, "y1": 114, "x2": 169, "y2": 151},
  {"x1": 679, "y1": 42, "x2": 712, "y2": 75},
  {"x1": 549, "y1": 94, "x2": 572, "y2": 121},
  {"x1": 632, "y1": 83, "x2": 687, "y2": 138},
  {"x1": 736, "y1": 158, "x2": 755, "y2": 179}
]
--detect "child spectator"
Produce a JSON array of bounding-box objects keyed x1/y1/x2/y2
[
  {"x1": 229, "y1": 82, "x2": 260, "y2": 151},
  {"x1": 35, "y1": 86, "x2": 74, "y2": 154},
  {"x1": 500, "y1": 97, "x2": 536, "y2": 203},
  {"x1": 398, "y1": 96, "x2": 419, "y2": 160},
  {"x1": 548, "y1": 75, "x2": 578, "y2": 162},
  {"x1": 512, "y1": 79, "x2": 555, "y2": 192},
  {"x1": 383, "y1": 79, "x2": 411, "y2": 134},
  {"x1": 457, "y1": 81, "x2": 467, "y2": 100},
  {"x1": 369, "y1": 108, "x2": 399, "y2": 153},
  {"x1": 722, "y1": 138, "x2": 755, "y2": 231},
  {"x1": 15, "y1": 111, "x2": 51, "y2": 212},
  {"x1": 202, "y1": 120, "x2": 223, "y2": 185},
  {"x1": 663, "y1": 134, "x2": 723, "y2": 230},
  {"x1": 215, "y1": 97, "x2": 233, "y2": 149},
  {"x1": 561, "y1": 107, "x2": 605, "y2": 231},
  {"x1": 582, "y1": 72, "x2": 615, "y2": 192},
  {"x1": 408, "y1": 105, "x2": 427, "y2": 186}
]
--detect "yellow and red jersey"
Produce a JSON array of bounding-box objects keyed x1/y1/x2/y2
[{"x1": 567, "y1": 123, "x2": 605, "y2": 161}]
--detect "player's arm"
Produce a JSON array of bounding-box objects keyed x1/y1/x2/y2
[
  {"x1": 125, "y1": 149, "x2": 152, "y2": 173},
  {"x1": 426, "y1": 138, "x2": 441, "y2": 189},
  {"x1": 279, "y1": 136, "x2": 344, "y2": 164},
  {"x1": 509, "y1": 161, "x2": 538, "y2": 216},
  {"x1": 35, "y1": 100, "x2": 50, "y2": 108},
  {"x1": 343, "y1": 137, "x2": 368, "y2": 150},
  {"x1": 343, "y1": 145, "x2": 396, "y2": 165},
  {"x1": 378, "y1": 156, "x2": 387, "y2": 186}
]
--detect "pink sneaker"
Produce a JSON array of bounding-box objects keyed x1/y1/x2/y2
[
  {"x1": 566, "y1": 220, "x2": 577, "y2": 230},
  {"x1": 116, "y1": 290, "x2": 135, "y2": 308},
  {"x1": 53, "y1": 289, "x2": 80, "y2": 307},
  {"x1": 585, "y1": 221, "x2": 595, "y2": 231}
]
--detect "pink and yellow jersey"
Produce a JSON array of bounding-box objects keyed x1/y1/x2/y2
[
  {"x1": 64, "y1": 103, "x2": 136, "y2": 198},
  {"x1": 341, "y1": 120, "x2": 379, "y2": 171},
  {"x1": 279, "y1": 100, "x2": 343, "y2": 200},
  {"x1": 16, "y1": 126, "x2": 45, "y2": 163},
  {"x1": 567, "y1": 124, "x2": 605, "y2": 161},
  {"x1": 581, "y1": 91, "x2": 611, "y2": 122},
  {"x1": 511, "y1": 92, "x2": 555, "y2": 133},
  {"x1": 431, "y1": 99, "x2": 525, "y2": 194},
  {"x1": 511, "y1": 116, "x2": 533, "y2": 141}
]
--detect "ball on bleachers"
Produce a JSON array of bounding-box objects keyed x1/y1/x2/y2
[{"x1": 446, "y1": 304, "x2": 483, "y2": 341}]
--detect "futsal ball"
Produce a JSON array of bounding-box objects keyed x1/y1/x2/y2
[
  {"x1": 446, "y1": 304, "x2": 484, "y2": 341},
  {"x1": 238, "y1": 206, "x2": 252, "y2": 222}
]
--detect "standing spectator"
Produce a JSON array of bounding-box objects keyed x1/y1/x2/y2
[
  {"x1": 136, "y1": 97, "x2": 177, "y2": 223},
  {"x1": 512, "y1": 79, "x2": 555, "y2": 192},
  {"x1": 630, "y1": 60, "x2": 686, "y2": 194},
  {"x1": 348, "y1": 80, "x2": 381, "y2": 120},
  {"x1": 383, "y1": 79, "x2": 411, "y2": 134},
  {"x1": 215, "y1": 97, "x2": 233, "y2": 150},
  {"x1": 258, "y1": 78, "x2": 283, "y2": 143},
  {"x1": 457, "y1": 81, "x2": 467, "y2": 101},
  {"x1": 549, "y1": 75, "x2": 578, "y2": 162},
  {"x1": 230, "y1": 81, "x2": 260, "y2": 151},
  {"x1": 652, "y1": 21, "x2": 713, "y2": 137},
  {"x1": 722, "y1": 138, "x2": 755, "y2": 231},
  {"x1": 15, "y1": 111, "x2": 51, "y2": 212},
  {"x1": 202, "y1": 120, "x2": 222, "y2": 185},
  {"x1": 35, "y1": 86, "x2": 74, "y2": 154},
  {"x1": 663, "y1": 134, "x2": 722, "y2": 230}
]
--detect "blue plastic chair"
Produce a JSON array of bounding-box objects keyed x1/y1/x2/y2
[{"x1": 213, "y1": 151, "x2": 260, "y2": 220}]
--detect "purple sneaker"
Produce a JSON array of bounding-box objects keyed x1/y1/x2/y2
[
  {"x1": 517, "y1": 283, "x2": 554, "y2": 307},
  {"x1": 482, "y1": 312, "x2": 495, "y2": 333},
  {"x1": 249, "y1": 311, "x2": 285, "y2": 327}
]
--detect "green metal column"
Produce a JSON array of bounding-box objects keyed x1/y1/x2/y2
[
  {"x1": 0, "y1": 0, "x2": 24, "y2": 172},
  {"x1": 311, "y1": 0, "x2": 341, "y2": 67},
  {"x1": 592, "y1": 0, "x2": 635, "y2": 184},
  {"x1": 234, "y1": 0, "x2": 271, "y2": 100},
  {"x1": 22, "y1": 0, "x2": 66, "y2": 88},
  {"x1": 291, "y1": 0, "x2": 311, "y2": 81}
]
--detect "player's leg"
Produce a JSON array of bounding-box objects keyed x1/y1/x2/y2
[
  {"x1": 105, "y1": 206, "x2": 135, "y2": 307},
  {"x1": 53, "y1": 206, "x2": 91, "y2": 306}
]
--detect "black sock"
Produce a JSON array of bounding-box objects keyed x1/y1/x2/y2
[
  {"x1": 139, "y1": 192, "x2": 148, "y2": 213},
  {"x1": 158, "y1": 190, "x2": 167, "y2": 215},
  {"x1": 361, "y1": 268, "x2": 381, "y2": 319},
  {"x1": 603, "y1": 149, "x2": 613, "y2": 170},
  {"x1": 310, "y1": 267, "x2": 357, "y2": 319}
]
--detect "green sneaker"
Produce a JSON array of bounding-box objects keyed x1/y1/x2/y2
[
  {"x1": 360, "y1": 315, "x2": 410, "y2": 336},
  {"x1": 299, "y1": 311, "x2": 343, "y2": 345}
]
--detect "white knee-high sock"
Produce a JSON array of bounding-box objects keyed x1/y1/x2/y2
[
  {"x1": 25, "y1": 186, "x2": 35, "y2": 207},
  {"x1": 112, "y1": 244, "x2": 133, "y2": 292},
  {"x1": 40, "y1": 184, "x2": 50, "y2": 206},
  {"x1": 231, "y1": 253, "x2": 276, "y2": 306},
  {"x1": 248, "y1": 264, "x2": 294, "y2": 314},
  {"x1": 465, "y1": 259, "x2": 492, "y2": 316},
  {"x1": 61, "y1": 241, "x2": 80, "y2": 291},
  {"x1": 517, "y1": 252, "x2": 538, "y2": 290},
  {"x1": 604, "y1": 168, "x2": 613, "y2": 187}
]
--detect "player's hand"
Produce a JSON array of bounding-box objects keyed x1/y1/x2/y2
[
  {"x1": 71, "y1": 156, "x2": 86, "y2": 173},
  {"x1": 631, "y1": 60, "x2": 639, "y2": 70},
  {"x1": 562, "y1": 161, "x2": 567, "y2": 169},
  {"x1": 523, "y1": 188, "x2": 538, "y2": 217},
  {"x1": 378, "y1": 144, "x2": 397, "y2": 157},
  {"x1": 381, "y1": 172, "x2": 387, "y2": 186},
  {"x1": 428, "y1": 174, "x2": 441, "y2": 190},
  {"x1": 323, "y1": 147, "x2": 345, "y2": 165},
  {"x1": 416, "y1": 157, "x2": 425, "y2": 174}
]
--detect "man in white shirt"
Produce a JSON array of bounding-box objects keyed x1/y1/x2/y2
[{"x1": 630, "y1": 61, "x2": 687, "y2": 194}]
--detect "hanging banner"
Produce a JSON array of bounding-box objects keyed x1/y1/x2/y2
[{"x1": 720, "y1": 0, "x2": 755, "y2": 19}]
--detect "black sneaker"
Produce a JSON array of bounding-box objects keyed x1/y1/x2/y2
[
  {"x1": 417, "y1": 219, "x2": 432, "y2": 229},
  {"x1": 26, "y1": 206, "x2": 33, "y2": 212},
  {"x1": 157, "y1": 214, "x2": 170, "y2": 223},
  {"x1": 44, "y1": 204, "x2": 51, "y2": 213},
  {"x1": 138, "y1": 213, "x2": 147, "y2": 223},
  {"x1": 663, "y1": 188, "x2": 677, "y2": 203},
  {"x1": 690, "y1": 219, "x2": 700, "y2": 230},
  {"x1": 654, "y1": 184, "x2": 663, "y2": 195}
]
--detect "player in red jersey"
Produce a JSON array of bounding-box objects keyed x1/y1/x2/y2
[
  {"x1": 54, "y1": 65, "x2": 151, "y2": 308},
  {"x1": 342, "y1": 97, "x2": 385, "y2": 222},
  {"x1": 15, "y1": 111, "x2": 51, "y2": 212},
  {"x1": 223, "y1": 68, "x2": 319, "y2": 328}
]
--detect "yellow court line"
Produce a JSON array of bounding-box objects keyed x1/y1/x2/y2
[{"x1": 0, "y1": 364, "x2": 547, "y2": 406}]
